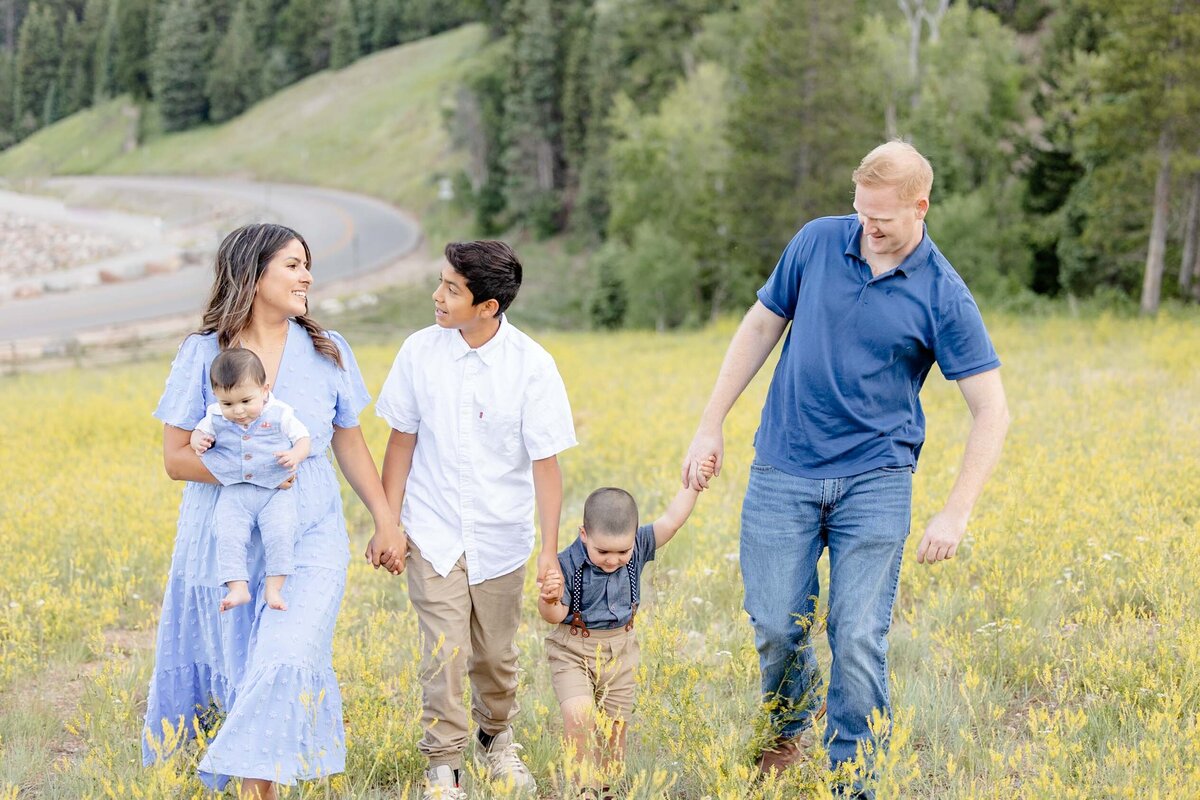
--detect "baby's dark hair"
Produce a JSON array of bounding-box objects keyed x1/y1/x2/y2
[
  {"x1": 583, "y1": 488, "x2": 639, "y2": 536},
  {"x1": 210, "y1": 348, "x2": 267, "y2": 392},
  {"x1": 444, "y1": 240, "x2": 523, "y2": 315}
]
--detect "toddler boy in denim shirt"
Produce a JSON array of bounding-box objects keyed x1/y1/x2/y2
[{"x1": 537, "y1": 457, "x2": 715, "y2": 798}]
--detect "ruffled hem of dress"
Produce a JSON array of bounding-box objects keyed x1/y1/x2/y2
[
  {"x1": 197, "y1": 660, "x2": 345, "y2": 789},
  {"x1": 141, "y1": 661, "x2": 237, "y2": 766}
]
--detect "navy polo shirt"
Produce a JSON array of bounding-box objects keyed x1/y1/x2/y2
[{"x1": 754, "y1": 214, "x2": 1000, "y2": 479}]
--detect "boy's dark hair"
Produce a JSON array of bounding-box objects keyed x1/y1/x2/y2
[
  {"x1": 444, "y1": 240, "x2": 523, "y2": 315},
  {"x1": 583, "y1": 488, "x2": 639, "y2": 536},
  {"x1": 210, "y1": 348, "x2": 267, "y2": 392}
]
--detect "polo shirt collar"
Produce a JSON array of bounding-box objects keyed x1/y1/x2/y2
[
  {"x1": 450, "y1": 314, "x2": 510, "y2": 364},
  {"x1": 845, "y1": 219, "x2": 933, "y2": 277}
]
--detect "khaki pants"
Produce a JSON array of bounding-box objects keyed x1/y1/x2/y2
[{"x1": 405, "y1": 542, "x2": 526, "y2": 769}]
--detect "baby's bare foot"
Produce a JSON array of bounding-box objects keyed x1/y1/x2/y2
[
  {"x1": 264, "y1": 586, "x2": 288, "y2": 611},
  {"x1": 220, "y1": 582, "x2": 251, "y2": 612}
]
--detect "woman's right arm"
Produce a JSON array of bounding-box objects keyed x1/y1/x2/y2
[{"x1": 163, "y1": 424, "x2": 219, "y2": 483}]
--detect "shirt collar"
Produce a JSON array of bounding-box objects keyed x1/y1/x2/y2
[
  {"x1": 565, "y1": 536, "x2": 590, "y2": 572},
  {"x1": 450, "y1": 314, "x2": 510, "y2": 365},
  {"x1": 844, "y1": 219, "x2": 932, "y2": 277}
]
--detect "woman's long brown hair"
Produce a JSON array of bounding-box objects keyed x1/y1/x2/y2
[{"x1": 197, "y1": 223, "x2": 343, "y2": 368}]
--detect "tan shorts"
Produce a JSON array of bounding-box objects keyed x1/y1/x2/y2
[{"x1": 544, "y1": 623, "x2": 640, "y2": 722}]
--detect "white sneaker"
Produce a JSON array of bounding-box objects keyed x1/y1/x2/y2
[
  {"x1": 423, "y1": 765, "x2": 467, "y2": 800},
  {"x1": 473, "y1": 728, "x2": 535, "y2": 790}
]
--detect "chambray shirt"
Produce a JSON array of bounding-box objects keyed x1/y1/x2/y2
[
  {"x1": 557, "y1": 523, "x2": 656, "y2": 630},
  {"x1": 754, "y1": 215, "x2": 1001, "y2": 479},
  {"x1": 375, "y1": 317, "x2": 578, "y2": 584},
  {"x1": 196, "y1": 393, "x2": 310, "y2": 490}
]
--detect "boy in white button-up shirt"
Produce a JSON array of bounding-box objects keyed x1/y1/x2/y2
[{"x1": 371, "y1": 241, "x2": 577, "y2": 800}]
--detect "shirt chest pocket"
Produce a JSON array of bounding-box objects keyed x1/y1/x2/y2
[{"x1": 476, "y1": 409, "x2": 522, "y2": 457}]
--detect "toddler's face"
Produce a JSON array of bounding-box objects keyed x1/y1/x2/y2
[
  {"x1": 581, "y1": 528, "x2": 637, "y2": 573},
  {"x1": 214, "y1": 381, "x2": 269, "y2": 426}
]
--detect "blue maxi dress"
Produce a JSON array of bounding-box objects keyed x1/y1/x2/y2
[{"x1": 143, "y1": 321, "x2": 370, "y2": 788}]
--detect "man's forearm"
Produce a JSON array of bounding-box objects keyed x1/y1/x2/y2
[
  {"x1": 943, "y1": 404, "x2": 1009, "y2": 519},
  {"x1": 699, "y1": 302, "x2": 786, "y2": 430}
]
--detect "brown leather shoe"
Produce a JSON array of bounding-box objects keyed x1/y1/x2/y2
[{"x1": 755, "y1": 728, "x2": 816, "y2": 777}]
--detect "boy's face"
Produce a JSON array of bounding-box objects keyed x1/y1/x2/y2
[
  {"x1": 580, "y1": 526, "x2": 637, "y2": 573},
  {"x1": 214, "y1": 381, "x2": 269, "y2": 426},
  {"x1": 432, "y1": 264, "x2": 498, "y2": 331}
]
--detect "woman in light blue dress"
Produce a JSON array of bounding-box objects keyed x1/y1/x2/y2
[{"x1": 143, "y1": 223, "x2": 405, "y2": 799}]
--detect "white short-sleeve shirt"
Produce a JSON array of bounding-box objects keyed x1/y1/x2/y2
[{"x1": 375, "y1": 317, "x2": 577, "y2": 584}]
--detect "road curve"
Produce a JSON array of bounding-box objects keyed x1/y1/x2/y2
[{"x1": 0, "y1": 176, "x2": 420, "y2": 346}]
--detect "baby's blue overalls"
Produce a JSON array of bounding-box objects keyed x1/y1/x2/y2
[{"x1": 202, "y1": 403, "x2": 298, "y2": 584}]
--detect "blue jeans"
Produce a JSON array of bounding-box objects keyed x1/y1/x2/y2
[{"x1": 740, "y1": 461, "x2": 912, "y2": 770}]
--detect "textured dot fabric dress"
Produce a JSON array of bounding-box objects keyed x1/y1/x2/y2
[{"x1": 142, "y1": 321, "x2": 370, "y2": 789}]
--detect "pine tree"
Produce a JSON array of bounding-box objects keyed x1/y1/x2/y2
[
  {"x1": 54, "y1": 12, "x2": 90, "y2": 119},
  {"x1": 0, "y1": 51, "x2": 16, "y2": 147},
  {"x1": 329, "y1": 0, "x2": 360, "y2": 69},
  {"x1": 152, "y1": 0, "x2": 209, "y2": 130},
  {"x1": 205, "y1": 0, "x2": 259, "y2": 121},
  {"x1": 370, "y1": 0, "x2": 401, "y2": 51},
  {"x1": 278, "y1": 0, "x2": 332, "y2": 78},
  {"x1": 14, "y1": 2, "x2": 61, "y2": 135},
  {"x1": 114, "y1": 0, "x2": 154, "y2": 99},
  {"x1": 501, "y1": 0, "x2": 566, "y2": 235},
  {"x1": 1080, "y1": 0, "x2": 1200, "y2": 314},
  {"x1": 91, "y1": 0, "x2": 118, "y2": 102},
  {"x1": 724, "y1": 0, "x2": 875, "y2": 278}
]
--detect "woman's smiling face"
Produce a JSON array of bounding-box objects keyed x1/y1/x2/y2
[{"x1": 253, "y1": 238, "x2": 312, "y2": 320}]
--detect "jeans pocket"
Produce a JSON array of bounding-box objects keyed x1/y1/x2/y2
[
  {"x1": 878, "y1": 465, "x2": 913, "y2": 474},
  {"x1": 750, "y1": 460, "x2": 777, "y2": 473}
]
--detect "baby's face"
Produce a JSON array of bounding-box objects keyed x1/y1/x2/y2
[
  {"x1": 214, "y1": 381, "x2": 269, "y2": 426},
  {"x1": 581, "y1": 527, "x2": 637, "y2": 573}
]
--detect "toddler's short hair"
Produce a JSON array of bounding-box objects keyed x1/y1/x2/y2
[
  {"x1": 210, "y1": 348, "x2": 267, "y2": 392},
  {"x1": 583, "y1": 488, "x2": 639, "y2": 536},
  {"x1": 444, "y1": 240, "x2": 523, "y2": 315}
]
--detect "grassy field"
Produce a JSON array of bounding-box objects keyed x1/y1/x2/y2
[{"x1": 1, "y1": 311, "x2": 1199, "y2": 799}]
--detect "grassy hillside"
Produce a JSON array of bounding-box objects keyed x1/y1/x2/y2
[
  {"x1": 0, "y1": 98, "x2": 137, "y2": 180},
  {"x1": 0, "y1": 25, "x2": 485, "y2": 219}
]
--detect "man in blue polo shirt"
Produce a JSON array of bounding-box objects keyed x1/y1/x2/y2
[{"x1": 682, "y1": 142, "x2": 1010, "y2": 784}]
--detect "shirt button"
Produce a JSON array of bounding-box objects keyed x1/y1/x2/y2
[
  {"x1": 245, "y1": 473, "x2": 253, "y2": 480},
  {"x1": 243, "y1": 435, "x2": 250, "y2": 441},
  {"x1": 244, "y1": 454, "x2": 252, "y2": 460}
]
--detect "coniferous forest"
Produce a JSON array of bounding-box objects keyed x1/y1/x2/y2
[{"x1": 3, "y1": 0, "x2": 1199, "y2": 326}]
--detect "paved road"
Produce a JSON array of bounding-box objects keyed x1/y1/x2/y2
[{"x1": 0, "y1": 176, "x2": 420, "y2": 346}]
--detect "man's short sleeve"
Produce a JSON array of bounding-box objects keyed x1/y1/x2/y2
[
  {"x1": 635, "y1": 522, "x2": 656, "y2": 565},
  {"x1": 756, "y1": 227, "x2": 812, "y2": 320},
  {"x1": 375, "y1": 339, "x2": 421, "y2": 433},
  {"x1": 934, "y1": 284, "x2": 1002, "y2": 381},
  {"x1": 521, "y1": 355, "x2": 577, "y2": 461}
]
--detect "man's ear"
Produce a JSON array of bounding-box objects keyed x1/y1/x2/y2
[{"x1": 915, "y1": 197, "x2": 929, "y2": 221}]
